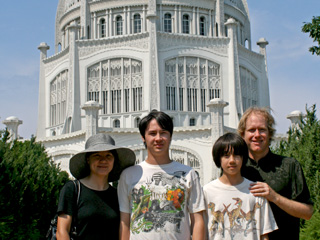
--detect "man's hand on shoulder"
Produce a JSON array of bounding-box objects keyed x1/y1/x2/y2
[
  {"x1": 249, "y1": 181, "x2": 278, "y2": 202},
  {"x1": 249, "y1": 182, "x2": 314, "y2": 220}
]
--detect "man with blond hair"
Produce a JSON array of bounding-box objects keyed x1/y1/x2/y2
[{"x1": 238, "y1": 107, "x2": 313, "y2": 240}]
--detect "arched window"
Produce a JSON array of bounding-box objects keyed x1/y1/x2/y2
[
  {"x1": 133, "y1": 14, "x2": 141, "y2": 33},
  {"x1": 135, "y1": 117, "x2": 141, "y2": 128},
  {"x1": 182, "y1": 15, "x2": 190, "y2": 34},
  {"x1": 114, "y1": 119, "x2": 120, "y2": 128},
  {"x1": 164, "y1": 13, "x2": 172, "y2": 33},
  {"x1": 245, "y1": 39, "x2": 249, "y2": 49},
  {"x1": 215, "y1": 23, "x2": 219, "y2": 37},
  {"x1": 165, "y1": 57, "x2": 221, "y2": 112},
  {"x1": 58, "y1": 43, "x2": 62, "y2": 52},
  {"x1": 199, "y1": 17, "x2": 206, "y2": 36},
  {"x1": 87, "y1": 58, "x2": 143, "y2": 115},
  {"x1": 116, "y1": 16, "x2": 123, "y2": 35},
  {"x1": 189, "y1": 118, "x2": 195, "y2": 126},
  {"x1": 100, "y1": 18, "x2": 106, "y2": 38},
  {"x1": 171, "y1": 149, "x2": 201, "y2": 179},
  {"x1": 165, "y1": 61, "x2": 176, "y2": 111},
  {"x1": 87, "y1": 25, "x2": 90, "y2": 39},
  {"x1": 50, "y1": 70, "x2": 68, "y2": 127},
  {"x1": 240, "y1": 66, "x2": 258, "y2": 111}
]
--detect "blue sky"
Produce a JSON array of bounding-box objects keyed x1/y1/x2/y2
[{"x1": 0, "y1": 0, "x2": 319, "y2": 139}]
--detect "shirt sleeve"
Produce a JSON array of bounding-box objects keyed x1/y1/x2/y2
[
  {"x1": 259, "y1": 197, "x2": 278, "y2": 235},
  {"x1": 291, "y1": 159, "x2": 313, "y2": 205},
  {"x1": 187, "y1": 169, "x2": 206, "y2": 213},
  {"x1": 117, "y1": 169, "x2": 131, "y2": 213},
  {"x1": 57, "y1": 180, "x2": 77, "y2": 216}
]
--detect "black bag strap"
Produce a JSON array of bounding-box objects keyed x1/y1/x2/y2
[
  {"x1": 72, "y1": 180, "x2": 81, "y2": 205},
  {"x1": 70, "y1": 180, "x2": 81, "y2": 237},
  {"x1": 46, "y1": 180, "x2": 81, "y2": 239}
]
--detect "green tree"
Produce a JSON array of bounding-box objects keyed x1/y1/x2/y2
[
  {"x1": 274, "y1": 104, "x2": 320, "y2": 210},
  {"x1": 273, "y1": 104, "x2": 320, "y2": 239},
  {"x1": 300, "y1": 211, "x2": 320, "y2": 240},
  {"x1": 302, "y1": 16, "x2": 320, "y2": 56},
  {"x1": 0, "y1": 130, "x2": 69, "y2": 239}
]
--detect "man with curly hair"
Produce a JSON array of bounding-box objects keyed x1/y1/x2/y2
[{"x1": 238, "y1": 107, "x2": 313, "y2": 240}]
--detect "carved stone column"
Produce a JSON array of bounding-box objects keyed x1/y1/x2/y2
[
  {"x1": 147, "y1": 0, "x2": 160, "y2": 110},
  {"x1": 80, "y1": 0, "x2": 90, "y2": 39},
  {"x1": 225, "y1": 18, "x2": 242, "y2": 128},
  {"x1": 287, "y1": 110, "x2": 304, "y2": 130},
  {"x1": 257, "y1": 37, "x2": 270, "y2": 107},
  {"x1": 208, "y1": 98, "x2": 228, "y2": 144},
  {"x1": 37, "y1": 42, "x2": 49, "y2": 138},
  {"x1": 82, "y1": 101, "x2": 102, "y2": 140},
  {"x1": 257, "y1": 38, "x2": 269, "y2": 73},
  {"x1": 66, "y1": 22, "x2": 81, "y2": 133},
  {"x1": 215, "y1": 0, "x2": 225, "y2": 37},
  {"x1": 208, "y1": 98, "x2": 228, "y2": 180},
  {"x1": 93, "y1": 12, "x2": 97, "y2": 39},
  {"x1": 3, "y1": 116, "x2": 23, "y2": 141}
]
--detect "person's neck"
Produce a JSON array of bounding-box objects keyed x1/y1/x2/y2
[
  {"x1": 219, "y1": 173, "x2": 244, "y2": 186},
  {"x1": 249, "y1": 148, "x2": 270, "y2": 162},
  {"x1": 146, "y1": 153, "x2": 172, "y2": 165},
  {"x1": 81, "y1": 175, "x2": 109, "y2": 191}
]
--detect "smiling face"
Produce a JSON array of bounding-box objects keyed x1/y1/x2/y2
[
  {"x1": 143, "y1": 118, "x2": 171, "y2": 160},
  {"x1": 88, "y1": 150, "x2": 114, "y2": 177},
  {"x1": 243, "y1": 113, "x2": 270, "y2": 160}
]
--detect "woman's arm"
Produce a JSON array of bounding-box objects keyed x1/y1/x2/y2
[{"x1": 56, "y1": 213, "x2": 72, "y2": 240}]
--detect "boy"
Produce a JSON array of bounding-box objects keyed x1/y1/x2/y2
[
  {"x1": 118, "y1": 110, "x2": 205, "y2": 240},
  {"x1": 203, "y1": 133, "x2": 278, "y2": 240}
]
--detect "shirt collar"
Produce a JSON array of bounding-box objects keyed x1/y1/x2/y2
[{"x1": 248, "y1": 149, "x2": 272, "y2": 167}]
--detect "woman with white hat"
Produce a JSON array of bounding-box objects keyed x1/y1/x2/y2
[{"x1": 56, "y1": 133, "x2": 135, "y2": 240}]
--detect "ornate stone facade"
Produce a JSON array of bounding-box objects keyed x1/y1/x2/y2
[{"x1": 36, "y1": 0, "x2": 270, "y2": 184}]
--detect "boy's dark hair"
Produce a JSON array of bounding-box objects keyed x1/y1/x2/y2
[
  {"x1": 139, "y1": 110, "x2": 174, "y2": 139},
  {"x1": 212, "y1": 132, "x2": 248, "y2": 169}
]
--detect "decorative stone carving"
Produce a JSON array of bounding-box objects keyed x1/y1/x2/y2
[
  {"x1": 158, "y1": 33, "x2": 229, "y2": 55},
  {"x1": 82, "y1": 101, "x2": 103, "y2": 140},
  {"x1": 3, "y1": 116, "x2": 23, "y2": 141},
  {"x1": 78, "y1": 34, "x2": 149, "y2": 58}
]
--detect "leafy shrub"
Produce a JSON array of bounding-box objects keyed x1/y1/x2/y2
[{"x1": 0, "y1": 130, "x2": 69, "y2": 239}]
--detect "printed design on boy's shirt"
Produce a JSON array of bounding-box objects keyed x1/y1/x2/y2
[
  {"x1": 130, "y1": 171, "x2": 187, "y2": 234},
  {"x1": 208, "y1": 202, "x2": 230, "y2": 238},
  {"x1": 208, "y1": 197, "x2": 261, "y2": 239}
]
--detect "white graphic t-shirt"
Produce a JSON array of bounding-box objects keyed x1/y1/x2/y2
[
  {"x1": 118, "y1": 160, "x2": 205, "y2": 240},
  {"x1": 203, "y1": 178, "x2": 278, "y2": 240}
]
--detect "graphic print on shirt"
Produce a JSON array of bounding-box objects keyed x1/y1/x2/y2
[
  {"x1": 130, "y1": 171, "x2": 187, "y2": 234},
  {"x1": 208, "y1": 198, "x2": 261, "y2": 239}
]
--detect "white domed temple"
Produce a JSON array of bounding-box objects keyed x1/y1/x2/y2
[{"x1": 34, "y1": 0, "x2": 271, "y2": 184}]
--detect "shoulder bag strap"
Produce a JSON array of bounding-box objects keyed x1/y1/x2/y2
[
  {"x1": 71, "y1": 180, "x2": 81, "y2": 236},
  {"x1": 73, "y1": 180, "x2": 81, "y2": 205}
]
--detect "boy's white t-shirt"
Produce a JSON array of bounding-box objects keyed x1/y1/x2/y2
[
  {"x1": 118, "y1": 160, "x2": 205, "y2": 240},
  {"x1": 203, "y1": 178, "x2": 278, "y2": 240}
]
